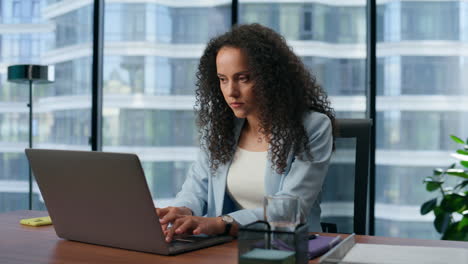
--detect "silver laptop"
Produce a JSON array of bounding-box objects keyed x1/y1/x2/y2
[{"x1": 25, "y1": 149, "x2": 232, "y2": 255}]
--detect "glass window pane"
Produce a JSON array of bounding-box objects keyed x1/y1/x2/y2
[
  {"x1": 239, "y1": 1, "x2": 367, "y2": 233},
  {"x1": 376, "y1": 0, "x2": 468, "y2": 238},
  {"x1": 0, "y1": 0, "x2": 93, "y2": 213},
  {"x1": 102, "y1": 2, "x2": 231, "y2": 206}
]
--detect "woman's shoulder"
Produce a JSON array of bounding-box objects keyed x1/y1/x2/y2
[
  {"x1": 303, "y1": 111, "x2": 331, "y2": 126},
  {"x1": 303, "y1": 111, "x2": 333, "y2": 138}
]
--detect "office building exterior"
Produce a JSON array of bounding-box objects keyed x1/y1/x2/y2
[{"x1": 1, "y1": 0, "x2": 467, "y2": 239}]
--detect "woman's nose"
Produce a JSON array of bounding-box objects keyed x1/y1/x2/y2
[{"x1": 226, "y1": 81, "x2": 240, "y2": 97}]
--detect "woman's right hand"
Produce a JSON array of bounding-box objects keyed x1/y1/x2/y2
[{"x1": 155, "y1": 206, "x2": 193, "y2": 232}]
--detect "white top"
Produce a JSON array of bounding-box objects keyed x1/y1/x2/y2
[{"x1": 226, "y1": 147, "x2": 268, "y2": 209}]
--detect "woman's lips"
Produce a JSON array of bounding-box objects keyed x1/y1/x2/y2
[{"x1": 230, "y1": 103, "x2": 243, "y2": 108}]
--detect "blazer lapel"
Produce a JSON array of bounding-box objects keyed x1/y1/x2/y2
[{"x1": 264, "y1": 158, "x2": 279, "y2": 195}]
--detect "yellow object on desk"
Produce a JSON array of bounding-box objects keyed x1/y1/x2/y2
[{"x1": 20, "y1": 216, "x2": 52, "y2": 227}]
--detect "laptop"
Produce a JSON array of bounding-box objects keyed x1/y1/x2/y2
[{"x1": 25, "y1": 149, "x2": 232, "y2": 255}]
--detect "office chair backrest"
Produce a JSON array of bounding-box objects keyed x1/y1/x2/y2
[{"x1": 321, "y1": 118, "x2": 372, "y2": 235}]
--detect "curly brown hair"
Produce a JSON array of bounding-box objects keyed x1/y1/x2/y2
[{"x1": 196, "y1": 23, "x2": 336, "y2": 174}]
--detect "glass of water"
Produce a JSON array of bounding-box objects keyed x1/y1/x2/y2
[{"x1": 264, "y1": 195, "x2": 300, "y2": 232}]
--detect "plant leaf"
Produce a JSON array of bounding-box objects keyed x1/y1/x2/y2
[
  {"x1": 451, "y1": 135, "x2": 465, "y2": 144},
  {"x1": 446, "y1": 170, "x2": 468, "y2": 179},
  {"x1": 459, "y1": 216, "x2": 468, "y2": 232},
  {"x1": 461, "y1": 161, "x2": 468, "y2": 168},
  {"x1": 433, "y1": 206, "x2": 443, "y2": 216},
  {"x1": 457, "y1": 150, "x2": 468, "y2": 156},
  {"x1": 424, "y1": 176, "x2": 444, "y2": 192},
  {"x1": 433, "y1": 168, "x2": 444, "y2": 175},
  {"x1": 434, "y1": 212, "x2": 451, "y2": 233},
  {"x1": 440, "y1": 194, "x2": 466, "y2": 212},
  {"x1": 450, "y1": 163, "x2": 457, "y2": 169},
  {"x1": 421, "y1": 198, "x2": 437, "y2": 215},
  {"x1": 454, "y1": 180, "x2": 468, "y2": 190},
  {"x1": 426, "y1": 181, "x2": 442, "y2": 192},
  {"x1": 441, "y1": 222, "x2": 468, "y2": 241}
]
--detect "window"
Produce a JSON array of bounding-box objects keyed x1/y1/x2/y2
[
  {"x1": 240, "y1": 0, "x2": 367, "y2": 233},
  {"x1": 376, "y1": 1, "x2": 468, "y2": 238},
  {"x1": 400, "y1": 2, "x2": 459, "y2": 41},
  {"x1": 102, "y1": 1, "x2": 231, "y2": 202},
  {"x1": 32, "y1": 0, "x2": 40, "y2": 18},
  {"x1": 303, "y1": 9, "x2": 312, "y2": 33},
  {"x1": 0, "y1": 0, "x2": 93, "y2": 213},
  {"x1": 12, "y1": 1, "x2": 21, "y2": 17}
]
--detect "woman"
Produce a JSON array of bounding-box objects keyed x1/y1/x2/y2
[{"x1": 157, "y1": 23, "x2": 335, "y2": 242}]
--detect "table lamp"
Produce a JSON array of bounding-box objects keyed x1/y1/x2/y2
[{"x1": 7, "y1": 64, "x2": 54, "y2": 209}]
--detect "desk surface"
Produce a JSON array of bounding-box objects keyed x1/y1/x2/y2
[{"x1": 1, "y1": 210, "x2": 467, "y2": 264}]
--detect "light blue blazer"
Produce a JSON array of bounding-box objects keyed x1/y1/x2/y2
[{"x1": 171, "y1": 111, "x2": 333, "y2": 231}]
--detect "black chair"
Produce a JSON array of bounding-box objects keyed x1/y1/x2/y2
[{"x1": 320, "y1": 118, "x2": 372, "y2": 235}]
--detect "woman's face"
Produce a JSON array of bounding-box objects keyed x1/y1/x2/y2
[{"x1": 216, "y1": 46, "x2": 258, "y2": 119}]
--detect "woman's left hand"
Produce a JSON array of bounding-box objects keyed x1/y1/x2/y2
[{"x1": 164, "y1": 215, "x2": 225, "y2": 242}]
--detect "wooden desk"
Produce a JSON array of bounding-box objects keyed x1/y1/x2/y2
[{"x1": 1, "y1": 211, "x2": 467, "y2": 264}]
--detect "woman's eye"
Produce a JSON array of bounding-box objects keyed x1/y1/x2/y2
[
  {"x1": 239, "y1": 76, "x2": 249, "y2": 82},
  {"x1": 219, "y1": 77, "x2": 227, "y2": 83}
]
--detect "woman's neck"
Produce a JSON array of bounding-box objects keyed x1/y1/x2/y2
[
  {"x1": 237, "y1": 116, "x2": 269, "y2": 152},
  {"x1": 244, "y1": 116, "x2": 262, "y2": 136}
]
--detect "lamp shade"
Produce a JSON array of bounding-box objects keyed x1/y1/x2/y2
[{"x1": 7, "y1": 65, "x2": 54, "y2": 84}]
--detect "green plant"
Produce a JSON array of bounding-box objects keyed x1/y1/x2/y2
[{"x1": 420, "y1": 135, "x2": 468, "y2": 241}]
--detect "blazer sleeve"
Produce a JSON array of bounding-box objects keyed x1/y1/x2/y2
[
  {"x1": 278, "y1": 112, "x2": 333, "y2": 220},
  {"x1": 228, "y1": 112, "x2": 333, "y2": 225},
  {"x1": 170, "y1": 148, "x2": 210, "y2": 217}
]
